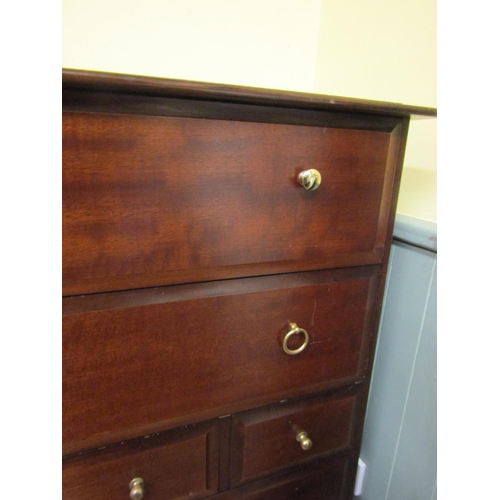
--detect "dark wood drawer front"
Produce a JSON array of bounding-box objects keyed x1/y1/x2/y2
[
  {"x1": 63, "y1": 111, "x2": 394, "y2": 295},
  {"x1": 230, "y1": 391, "x2": 356, "y2": 487},
  {"x1": 62, "y1": 267, "x2": 378, "y2": 454},
  {"x1": 217, "y1": 453, "x2": 351, "y2": 499},
  {"x1": 62, "y1": 420, "x2": 219, "y2": 500}
]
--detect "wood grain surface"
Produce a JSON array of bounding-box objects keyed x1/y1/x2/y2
[
  {"x1": 63, "y1": 420, "x2": 219, "y2": 499},
  {"x1": 230, "y1": 390, "x2": 357, "y2": 486},
  {"x1": 63, "y1": 111, "x2": 393, "y2": 295},
  {"x1": 63, "y1": 267, "x2": 378, "y2": 455}
]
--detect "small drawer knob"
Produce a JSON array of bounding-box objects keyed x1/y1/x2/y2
[
  {"x1": 129, "y1": 478, "x2": 144, "y2": 500},
  {"x1": 298, "y1": 169, "x2": 322, "y2": 190},
  {"x1": 296, "y1": 431, "x2": 313, "y2": 450},
  {"x1": 283, "y1": 323, "x2": 309, "y2": 355}
]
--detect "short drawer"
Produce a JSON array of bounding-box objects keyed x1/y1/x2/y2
[
  {"x1": 62, "y1": 420, "x2": 219, "y2": 500},
  {"x1": 63, "y1": 111, "x2": 396, "y2": 295},
  {"x1": 229, "y1": 391, "x2": 357, "y2": 487},
  {"x1": 62, "y1": 267, "x2": 378, "y2": 454},
  {"x1": 217, "y1": 452, "x2": 352, "y2": 499}
]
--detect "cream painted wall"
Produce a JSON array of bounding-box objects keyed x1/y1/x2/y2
[
  {"x1": 313, "y1": 0, "x2": 437, "y2": 221},
  {"x1": 62, "y1": 0, "x2": 322, "y2": 92},
  {"x1": 62, "y1": 0, "x2": 436, "y2": 221}
]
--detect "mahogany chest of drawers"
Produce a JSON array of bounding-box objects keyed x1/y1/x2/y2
[{"x1": 62, "y1": 70, "x2": 436, "y2": 499}]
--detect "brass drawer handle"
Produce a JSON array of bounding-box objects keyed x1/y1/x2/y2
[
  {"x1": 298, "y1": 169, "x2": 322, "y2": 190},
  {"x1": 129, "y1": 478, "x2": 144, "y2": 500},
  {"x1": 283, "y1": 323, "x2": 309, "y2": 355},
  {"x1": 296, "y1": 431, "x2": 313, "y2": 450}
]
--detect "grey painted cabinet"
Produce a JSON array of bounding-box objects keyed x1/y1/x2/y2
[{"x1": 359, "y1": 215, "x2": 437, "y2": 500}]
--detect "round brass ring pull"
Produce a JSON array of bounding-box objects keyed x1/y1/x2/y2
[
  {"x1": 283, "y1": 323, "x2": 309, "y2": 355},
  {"x1": 298, "y1": 169, "x2": 322, "y2": 190}
]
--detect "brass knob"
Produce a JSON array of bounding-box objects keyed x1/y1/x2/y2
[
  {"x1": 129, "y1": 478, "x2": 144, "y2": 500},
  {"x1": 283, "y1": 323, "x2": 309, "y2": 355},
  {"x1": 298, "y1": 169, "x2": 322, "y2": 190},
  {"x1": 296, "y1": 431, "x2": 313, "y2": 450}
]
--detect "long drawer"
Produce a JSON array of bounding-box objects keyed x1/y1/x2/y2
[
  {"x1": 62, "y1": 267, "x2": 378, "y2": 454},
  {"x1": 63, "y1": 111, "x2": 395, "y2": 295}
]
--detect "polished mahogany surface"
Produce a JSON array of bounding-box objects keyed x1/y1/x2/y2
[
  {"x1": 230, "y1": 390, "x2": 357, "y2": 486},
  {"x1": 63, "y1": 112, "x2": 394, "y2": 295},
  {"x1": 63, "y1": 267, "x2": 377, "y2": 455},
  {"x1": 62, "y1": 69, "x2": 435, "y2": 499},
  {"x1": 63, "y1": 420, "x2": 219, "y2": 500},
  {"x1": 215, "y1": 453, "x2": 352, "y2": 499},
  {"x1": 62, "y1": 69, "x2": 437, "y2": 120}
]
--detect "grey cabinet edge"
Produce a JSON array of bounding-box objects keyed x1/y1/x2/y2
[{"x1": 393, "y1": 214, "x2": 437, "y2": 252}]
